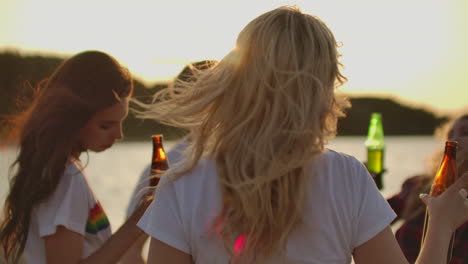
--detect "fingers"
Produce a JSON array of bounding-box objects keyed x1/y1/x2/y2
[
  {"x1": 457, "y1": 157, "x2": 468, "y2": 174},
  {"x1": 459, "y1": 188, "x2": 468, "y2": 207},
  {"x1": 419, "y1": 193, "x2": 430, "y2": 205},
  {"x1": 449, "y1": 171, "x2": 468, "y2": 193},
  {"x1": 460, "y1": 188, "x2": 468, "y2": 198},
  {"x1": 422, "y1": 178, "x2": 468, "y2": 232},
  {"x1": 420, "y1": 172, "x2": 468, "y2": 205}
]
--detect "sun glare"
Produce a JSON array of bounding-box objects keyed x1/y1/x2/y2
[{"x1": 1, "y1": 0, "x2": 467, "y2": 112}]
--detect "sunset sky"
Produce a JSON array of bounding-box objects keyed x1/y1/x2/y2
[{"x1": 1, "y1": 0, "x2": 467, "y2": 114}]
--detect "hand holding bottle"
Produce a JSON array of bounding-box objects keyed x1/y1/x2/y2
[
  {"x1": 420, "y1": 171, "x2": 468, "y2": 234},
  {"x1": 421, "y1": 141, "x2": 459, "y2": 262},
  {"x1": 457, "y1": 156, "x2": 468, "y2": 175},
  {"x1": 416, "y1": 172, "x2": 468, "y2": 264}
]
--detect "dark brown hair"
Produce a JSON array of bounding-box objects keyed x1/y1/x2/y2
[{"x1": 0, "y1": 50, "x2": 133, "y2": 263}]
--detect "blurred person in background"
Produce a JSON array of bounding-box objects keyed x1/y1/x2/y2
[
  {"x1": 121, "y1": 60, "x2": 216, "y2": 264},
  {"x1": 387, "y1": 114, "x2": 468, "y2": 263}
]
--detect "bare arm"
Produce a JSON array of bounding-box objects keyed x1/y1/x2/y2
[
  {"x1": 147, "y1": 238, "x2": 193, "y2": 264},
  {"x1": 414, "y1": 171, "x2": 468, "y2": 264},
  {"x1": 44, "y1": 226, "x2": 85, "y2": 264},
  {"x1": 119, "y1": 234, "x2": 148, "y2": 264},
  {"x1": 353, "y1": 210, "x2": 458, "y2": 264},
  {"x1": 44, "y1": 198, "x2": 150, "y2": 264},
  {"x1": 354, "y1": 172, "x2": 468, "y2": 264},
  {"x1": 353, "y1": 224, "x2": 455, "y2": 264},
  {"x1": 353, "y1": 226, "x2": 407, "y2": 264},
  {"x1": 414, "y1": 218, "x2": 453, "y2": 264}
]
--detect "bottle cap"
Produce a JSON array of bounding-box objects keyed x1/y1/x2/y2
[{"x1": 152, "y1": 134, "x2": 163, "y2": 143}]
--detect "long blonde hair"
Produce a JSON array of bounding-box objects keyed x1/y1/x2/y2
[{"x1": 137, "y1": 6, "x2": 348, "y2": 263}]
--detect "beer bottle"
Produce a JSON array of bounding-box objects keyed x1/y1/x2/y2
[
  {"x1": 429, "y1": 141, "x2": 458, "y2": 196},
  {"x1": 150, "y1": 134, "x2": 169, "y2": 186},
  {"x1": 365, "y1": 112, "x2": 385, "y2": 190},
  {"x1": 421, "y1": 141, "x2": 458, "y2": 263}
]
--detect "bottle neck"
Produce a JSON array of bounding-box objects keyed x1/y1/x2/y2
[
  {"x1": 444, "y1": 141, "x2": 457, "y2": 158},
  {"x1": 153, "y1": 138, "x2": 162, "y2": 145},
  {"x1": 366, "y1": 117, "x2": 384, "y2": 148},
  {"x1": 152, "y1": 135, "x2": 164, "y2": 152},
  {"x1": 152, "y1": 140, "x2": 167, "y2": 164},
  {"x1": 444, "y1": 146, "x2": 457, "y2": 158}
]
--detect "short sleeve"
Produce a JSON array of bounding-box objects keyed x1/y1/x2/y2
[
  {"x1": 352, "y1": 162, "x2": 396, "y2": 247},
  {"x1": 138, "y1": 176, "x2": 190, "y2": 254},
  {"x1": 36, "y1": 164, "x2": 90, "y2": 237}
]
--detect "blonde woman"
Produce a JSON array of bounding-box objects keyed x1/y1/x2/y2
[{"x1": 137, "y1": 6, "x2": 468, "y2": 264}]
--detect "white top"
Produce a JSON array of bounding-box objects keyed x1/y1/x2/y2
[
  {"x1": 138, "y1": 149, "x2": 396, "y2": 264},
  {"x1": 25, "y1": 161, "x2": 112, "y2": 264},
  {"x1": 126, "y1": 139, "x2": 188, "y2": 217}
]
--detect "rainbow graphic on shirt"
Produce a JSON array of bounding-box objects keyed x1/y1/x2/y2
[{"x1": 86, "y1": 202, "x2": 110, "y2": 234}]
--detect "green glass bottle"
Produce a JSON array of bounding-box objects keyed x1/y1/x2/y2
[{"x1": 365, "y1": 112, "x2": 385, "y2": 189}]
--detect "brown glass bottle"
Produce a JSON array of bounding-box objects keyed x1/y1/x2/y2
[
  {"x1": 150, "y1": 134, "x2": 169, "y2": 186},
  {"x1": 421, "y1": 141, "x2": 458, "y2": 263},
  {"x1": 429, "y1": 141, "x2": 458, "y2": 196}
]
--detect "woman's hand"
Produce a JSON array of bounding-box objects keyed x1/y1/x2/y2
[
  {"x1": 420, "y1": 171, "x2": 468, "y2": 233},
  {"x1": 127, "y1": 194, "x2": 153, "y2": 227},
  {"x1": 457, "y1": 157, "x2": 468, "y2": 176}
]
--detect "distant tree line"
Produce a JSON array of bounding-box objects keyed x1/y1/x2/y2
[
  {"x1": 0, "y1": 52, "x2": 448, "y2": 142},
  {"x1": 337, "y1": 97, "x2": 447, "y2": 136}
]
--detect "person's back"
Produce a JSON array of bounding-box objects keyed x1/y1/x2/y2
[
  {"x1": 136, "y1": 6, "x2": 468, "y2": 264},
  {"x1": 140, "y1": 149, "x2": 395, "y2": 263}
]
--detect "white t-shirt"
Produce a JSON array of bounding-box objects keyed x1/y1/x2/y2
[
  {"x1": 126, "y1": 139, "x2": 188, "y2": 217},
  {"x1": 138, "y1": 149, "x2": 396, "y2": 264},
  {"x1": 25, "y1": 161, "x2": 112, "y2": 264}
]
